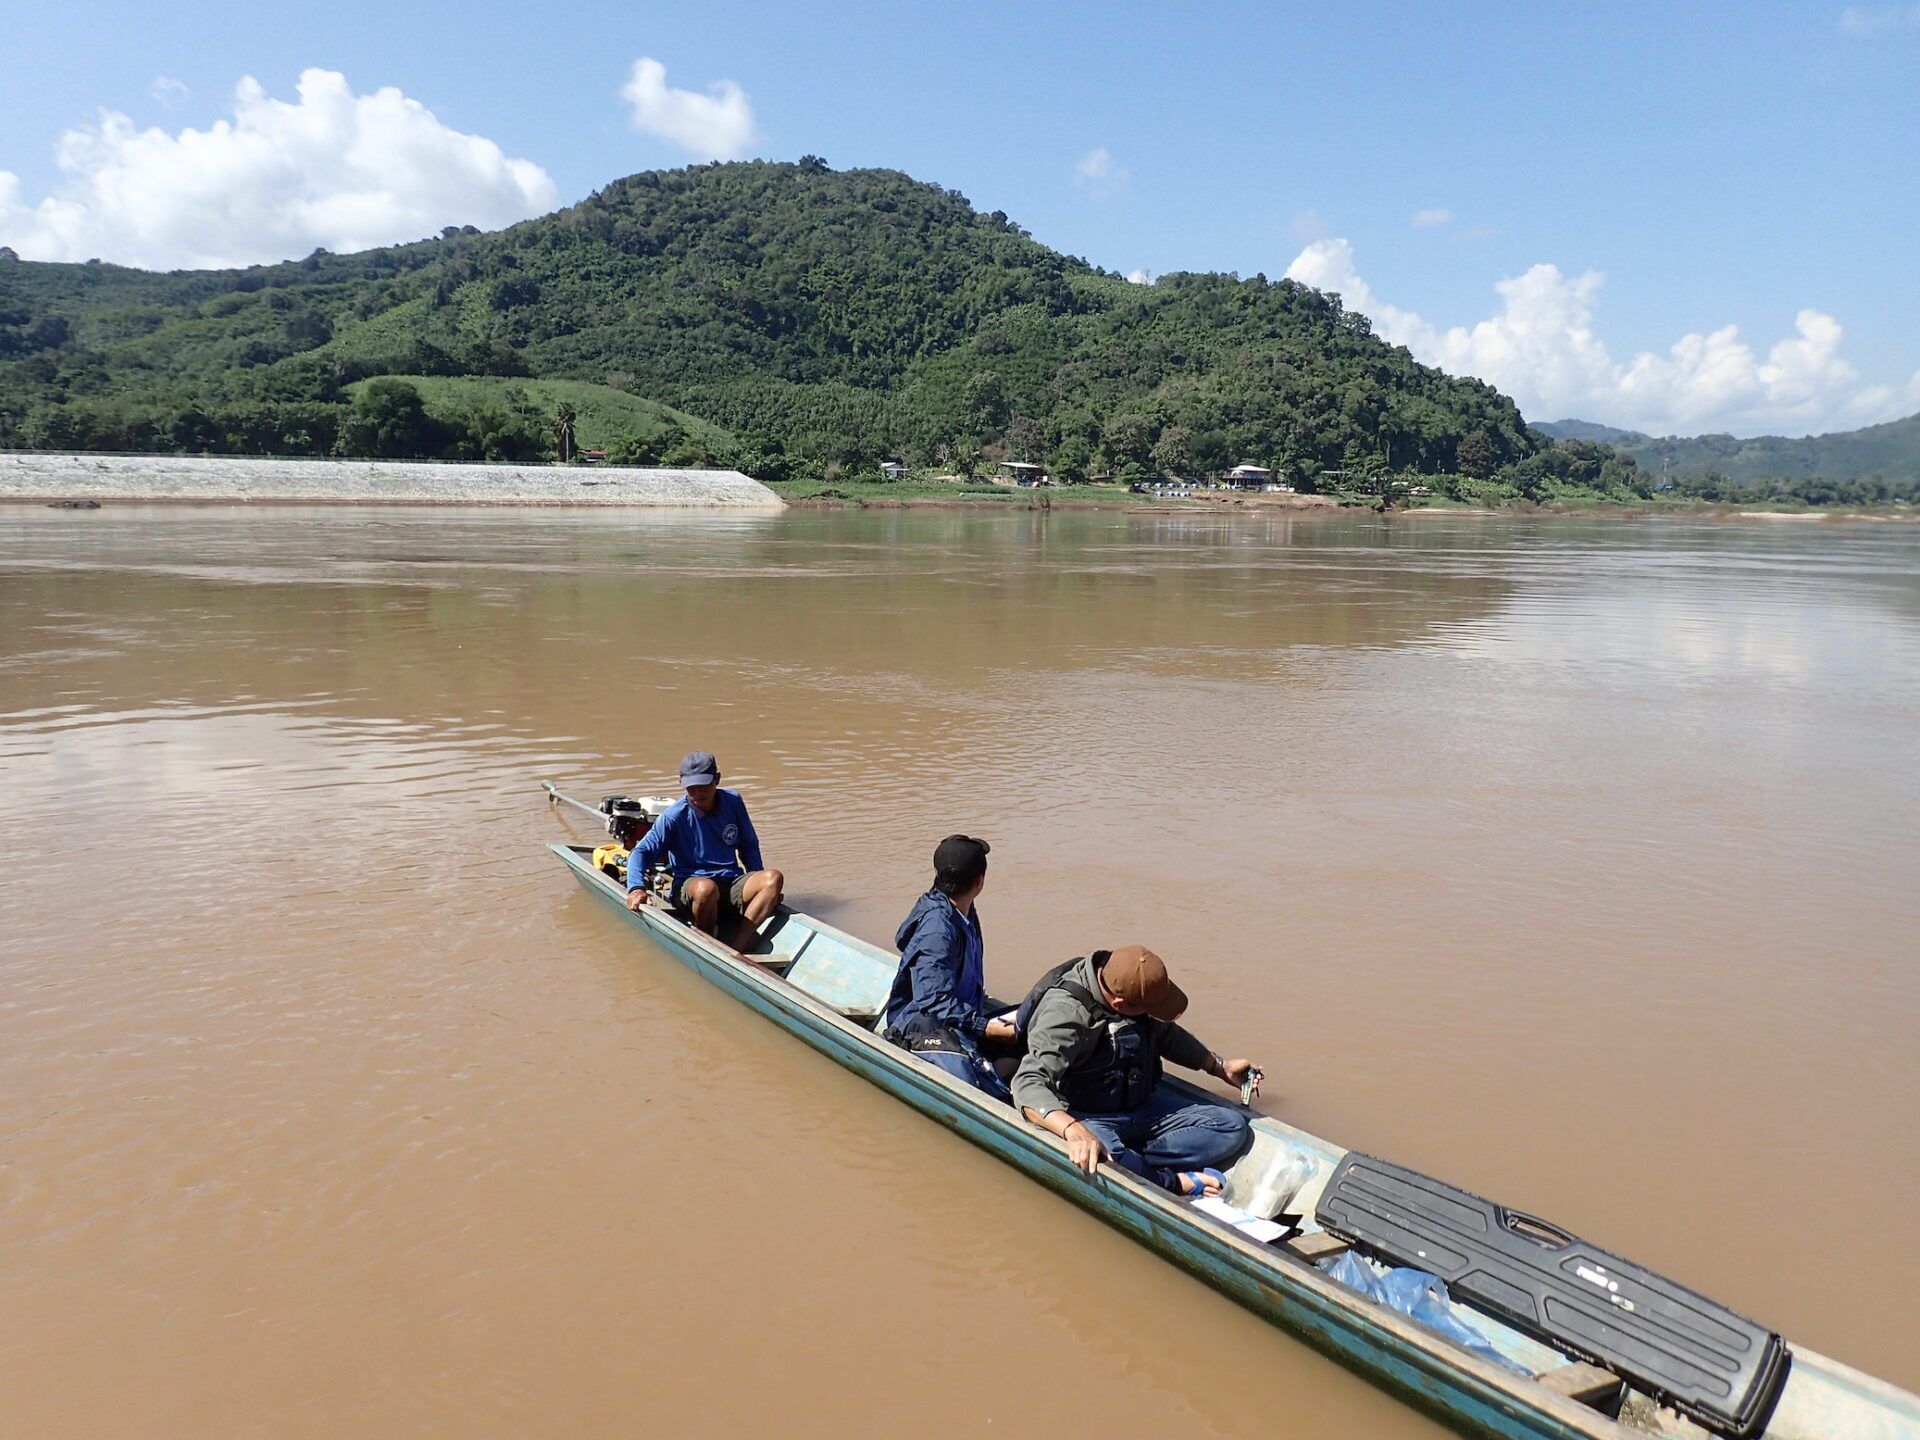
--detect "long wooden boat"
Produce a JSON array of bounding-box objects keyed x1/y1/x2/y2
[{"x1": 549, "y1": 840, "x2": 1920, "y2": 1440}]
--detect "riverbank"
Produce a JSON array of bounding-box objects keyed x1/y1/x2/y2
[
  {"x1": 4, "y1": 452, "x2": 1911, "y2": 520},
  {"x1": 766, "y1": 477, "x2": 1348, "y2": 510},
  {"x1": 0, "y1": 453, "x2": 785, "y2": 508},
  {"x1": 769, "y1": 477, "x2": 1139, "y2": 507},
  {"x1": 771, "y1": 485, "x2": 1915, "y2": 521}
]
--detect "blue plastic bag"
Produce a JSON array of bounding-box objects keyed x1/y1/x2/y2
[{"x1": 1322, "y1": 1251, "x2": 1529, "y2": 1374}]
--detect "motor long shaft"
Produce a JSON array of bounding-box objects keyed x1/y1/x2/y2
[{"x1": 542, "y1": 781, "x2": 607, "y2": 821}]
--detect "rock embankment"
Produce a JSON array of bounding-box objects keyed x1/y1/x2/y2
[{"x1": 0, "y1": 454, "x2": 785, "y2": 508}]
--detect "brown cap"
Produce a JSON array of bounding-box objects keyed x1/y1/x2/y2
[{"x1": 1102, "y1": 945, "x2": 1188, "y2": 1023}]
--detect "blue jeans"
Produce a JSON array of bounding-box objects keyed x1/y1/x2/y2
[{"x1": 1074, "y1": 1085, "x2": 1251, "y2": 1192}]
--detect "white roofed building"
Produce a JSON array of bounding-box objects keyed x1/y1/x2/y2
[{"x1": 996, "y1": 461, "x2": 1050, "y2": 486}]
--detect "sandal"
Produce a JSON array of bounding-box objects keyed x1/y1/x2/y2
[{"x1": 1176, "y1": 1167, "x2": 1227, "y2": 1199}]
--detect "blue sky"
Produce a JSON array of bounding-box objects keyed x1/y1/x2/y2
[{"x1": 2, "y1": 0, "x2": 1915, "y2": 436}]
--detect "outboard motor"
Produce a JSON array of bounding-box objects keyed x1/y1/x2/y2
[
  {"x1": 582, "y1": 792, "x2": 676, "y2": 892},
  {"x1": 597, "y1": 795, "x2": 653, "y2": 850}
]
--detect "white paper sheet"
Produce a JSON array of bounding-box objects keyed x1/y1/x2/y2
[{"x1": 1192, "y1": 1195, "x2": 1287, "y2": 1243}]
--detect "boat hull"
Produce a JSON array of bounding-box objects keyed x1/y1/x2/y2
[
  {"x1": 552, "y1": 842, "x2": 1920, "y2": 1440},
  {"x1": 554, "y1": 844, "x2": 1616, "y2": 1440}
]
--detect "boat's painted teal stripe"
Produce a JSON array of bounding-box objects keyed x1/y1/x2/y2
[{"x1": 553, "y1": 845, "x2": 1599, "y2": 1440}]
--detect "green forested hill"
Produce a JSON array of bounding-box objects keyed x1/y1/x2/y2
[
  {"x1": 0, "y1": 160, "x2": 1543, "y2": 485},
  {"x1": 1613, "y1": 413, "x2": 1920, "y2": 488},
  {"x1": 1537, "y1": 413, "x2": 1920, "y2": 491}
]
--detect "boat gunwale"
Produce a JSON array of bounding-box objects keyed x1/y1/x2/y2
[{"x1": 549, "y1": 841, "x2": 1630, "y2": 1440}]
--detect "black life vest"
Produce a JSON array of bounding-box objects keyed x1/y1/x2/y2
[{"x1": 1013, "y1": 951, "x2": 1164, "y2": 1113}]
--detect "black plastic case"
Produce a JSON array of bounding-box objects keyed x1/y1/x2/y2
[{"x1": 1315, "y1": 1153, "x2": 1790, "y2": 1438}]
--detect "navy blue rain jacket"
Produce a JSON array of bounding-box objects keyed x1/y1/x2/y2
[{"x1": 884, "y1": 890, "x2": 988, "y2": 1042}]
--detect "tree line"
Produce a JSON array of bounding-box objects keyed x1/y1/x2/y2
[{"x1": 2, "y1": 162, "x2": 1909, "y2": 505}]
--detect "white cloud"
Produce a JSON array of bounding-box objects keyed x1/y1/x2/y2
[
  {"x1": 1839, "y1": 370, "x2": 1920, "y2": 424},
  {"x1": 620, "y1": 57, "x2": 757, "y2": 162},
  {"x1": 0, "y1": 69, "x2": 556, "y2": 271},
  {"x1": 1284, "y1": 237, "x2": 1912, "y2": 436},
  {"x1": 1283, "y1": 238, "x2": 1435, "y2": 351},
  {"x1": 150, "y1": 76, "x2": 189, "y2": 108},
  {"x1": 1074, "y1": 147, "x2": 1129, "y2": 199},
  {"x1": 1410, "y1": 208, "x2": 1453, "y2": 228},
  {"x1": 1840, "y1": 4, "x2": 1920, "y2": 33},
  {"x1": 1126, "y1": 267, "x2": 1152, "y2": 285}
]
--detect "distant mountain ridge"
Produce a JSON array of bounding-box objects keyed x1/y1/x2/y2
[
  {"x1": 1534, "y1": 419, "x2": 1650, "y2": 445},
  {"x1": 1537, "y1": 413, "x2": 1920, "y2": 483}
]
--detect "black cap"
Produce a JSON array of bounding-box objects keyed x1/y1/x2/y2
[{"x1": 933, "y1": 834, "x2": 990, "y2": 893}]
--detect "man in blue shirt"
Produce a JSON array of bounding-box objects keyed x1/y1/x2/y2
[
  {"x1": 625, "y1": 751, "x2": 784, "y2": 951},
  {"x1": 882, "y1": 834, "x2": 1015, "y2": 1101}
]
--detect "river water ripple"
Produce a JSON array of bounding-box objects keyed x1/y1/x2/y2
[{"x1": 2, "y1": 506, "x2": 1916, "y2": 1438}]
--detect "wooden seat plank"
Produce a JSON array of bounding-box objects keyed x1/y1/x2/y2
[{"x1": 1286, "y1": 1230, "x2": 1352, "y2": 1264}]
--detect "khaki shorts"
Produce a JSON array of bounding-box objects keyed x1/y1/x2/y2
[{"x1": 672, "y1": 872, "x2": 750, "y2": 919}]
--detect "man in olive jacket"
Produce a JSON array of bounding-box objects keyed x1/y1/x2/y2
[{"x1": 1013, "y1": 945, "x2": 1259, "y2": 1198}]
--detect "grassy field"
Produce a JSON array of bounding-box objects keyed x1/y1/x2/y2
[{"x1": 341, "y1": 376, "x2": 734, "y2": 452}]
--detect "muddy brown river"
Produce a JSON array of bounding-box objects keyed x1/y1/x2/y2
[{"x1": 3, "y1": 505, "x2": 1916, "y2": 1438}]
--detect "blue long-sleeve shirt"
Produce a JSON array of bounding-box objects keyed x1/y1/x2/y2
[
  {"x1": 884, "y1": 889, "x2": 989, "y2": 1042},
  {"x1": 625, "y1": 790, "x2": 764, "y2": 891}
]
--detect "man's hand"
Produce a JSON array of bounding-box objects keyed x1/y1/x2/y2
[
  {"x1": 625, "y1": 888, "x2": 650, "y2": 912},
  {"x1": 1023, "y1": 1106, "x2": 1108, "y2": 1176},
  {"x1": 983, "y1": 1016, "x2": 1017, "y2": 1044},
  {"x1": 1063, "y1": 1119, "x2": 1108, "y2": 1175},
  {"x1": 1215, "y1": 1056, "x2": 1262, "y2": 1095}
]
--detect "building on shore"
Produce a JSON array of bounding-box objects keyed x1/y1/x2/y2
[
  {"x1": 1227, "y1": 462, "x2": 1296, "y2": 493},
  {"x1": 996, "y1": 461, "x2": 1050, "y2": 486},
  {"x1": 879, "y1": 461, "x2": 909, "y2": 480}
]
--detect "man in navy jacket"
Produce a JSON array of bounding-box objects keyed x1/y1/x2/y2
[{"x1": 883, "y1": 834, "x2": 1015, "y2": 1100}]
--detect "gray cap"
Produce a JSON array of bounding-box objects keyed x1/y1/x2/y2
[{"x1": 679, "y1": 750, "x2": 720, "y2": 786}]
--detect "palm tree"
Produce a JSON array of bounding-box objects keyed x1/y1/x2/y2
[{"x1": 553, "y1": 402, "x2": 577, "y2": 464}]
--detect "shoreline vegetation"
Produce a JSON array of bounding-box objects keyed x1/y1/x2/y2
[
  {"x1": 3, "y1": 162, "x2": 1914, "y2": 513},
  {"x1": 761, "y1": 472, "x2": 1916, "y2": 517},
  {"x1": 2, "y1": 451, "x2": 1912, "y2": 519}
]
